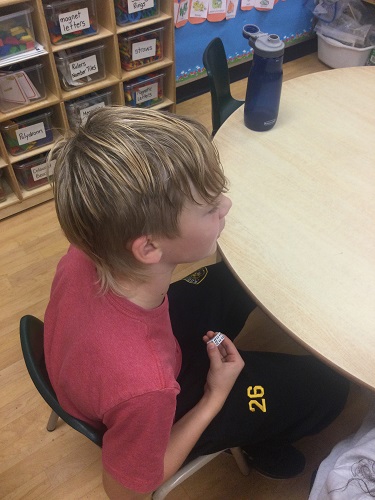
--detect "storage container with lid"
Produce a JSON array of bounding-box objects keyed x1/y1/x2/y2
[
  {"x1": 13, "y1": 153, "x2": 54, "y2": 190},
  {"x1": 65, "y1": 88, "x2": 113, "y2": 129},
  {"x1": 0, "y1": 61, "x2": 47, "y2": 113},
  {"x1": 114, "y1": 0, "x2": 160, "y2": 27},
  {"x1": 119, "y1": 26, "x2": 164, "y2": 71},
  {"x1": 0, "y1": 108, "x2": 54, "y2": 156},
  {"x1": 124, "y1": 72, "x2": 164, "y2": 108},
  {"x1": 55, "y1": 43, "x2": 106, "y2": 91},
  {"x1": 43, "y1": 0, "x2": 99, "y2": 45},
  {"x1": 0, "y1": 3, "x2": 36, "y2": 61}
]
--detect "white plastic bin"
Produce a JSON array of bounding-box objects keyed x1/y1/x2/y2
[{"x1": 317, "y1": 33, "x2": 374, "y2": 68}]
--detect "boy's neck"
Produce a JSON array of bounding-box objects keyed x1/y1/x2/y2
[{"x1": 115, "y1": 264, "x2": 175, "y2": 310}]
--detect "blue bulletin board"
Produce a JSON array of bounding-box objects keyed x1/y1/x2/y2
[{"x1": 174, "y1": 0, "x2": 315, "y2": 85}]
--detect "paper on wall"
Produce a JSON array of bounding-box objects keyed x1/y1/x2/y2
[
  {"x1": 226, "y1": 0, "x2": 239, "y2": 18},
  {"x1": 175, "y1": 0, "x2": 189, "y2": 26},
  {"x1": 190, "y1": 0, "x2": 209, "y2": 18},
  {"x1": 252, "y1": 0, "x2": 275, "y2": 9},
  {"x1": 208, "y1": 0, "x2": 226, "y2": 14}
]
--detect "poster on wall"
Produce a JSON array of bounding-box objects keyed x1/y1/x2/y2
[{"x1": 174, "y1": 0, "x2": 315, "y2": 85}]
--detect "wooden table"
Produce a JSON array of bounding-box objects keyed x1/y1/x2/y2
[{"x1": 216, "y1": 66, "x2": 375, "y2": 390}]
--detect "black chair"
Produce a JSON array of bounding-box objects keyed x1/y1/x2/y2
[
  {"x1": 20, "y1": 315, "x2": 249, "y2": 498},
  {"x1": 202, "y1": 37, "x2": 244, "y2": 136},
  {"x1": 19, "y1": 315, "x2": 103, "y2": 446}
]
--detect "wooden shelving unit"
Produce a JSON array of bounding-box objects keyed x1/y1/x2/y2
[{"x1": 0, "y1": 0, "x2": 176, "y2": 220}]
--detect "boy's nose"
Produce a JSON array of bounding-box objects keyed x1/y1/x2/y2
[{"x1": 220, "y1": 195, "x2": 232, "y2": 218}]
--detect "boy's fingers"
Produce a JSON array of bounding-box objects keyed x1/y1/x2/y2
[
  {"x1": 205, "y1": 331, "x2": 225, "y2": 347},
  {"x1": 203, "y1": 330, "x2": 216, "y2": 342},
  {"x1": 206, "y1": 341, "x2": 224, "y2": 367}
]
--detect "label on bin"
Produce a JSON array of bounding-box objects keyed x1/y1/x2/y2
[
  {"x1": 31, "y1": 160, "x2": 56, "y2": 182},
  {"x1": 128, "y1": 0, "x2": 155, "y2": 13},
  {"x1": 132, "y1": 39, "x2": 156, "y2": 61},
  {"x1": 80, "y1": 101, "x2": 106, "y2": 124},
  {"x1": 16, "y1": 122, "x2": 46, "y2": 145},
  {"x1": 59, "y1": 8, "x2": 90, "y2": 35},
  {"x1": 136, "y1": 82, "x2": 158, "y2": 104},
  {"x1": 69, "y1": 55, "x2": 98, "y2": 81}
]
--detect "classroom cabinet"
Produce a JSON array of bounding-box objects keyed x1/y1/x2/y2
[{"x1": 0, "y1": 0, "x2": 175, "y2": 219}]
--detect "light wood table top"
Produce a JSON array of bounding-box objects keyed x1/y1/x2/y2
[{"x1": 216, "y1": 66, "x2": 375, "y2": 390}]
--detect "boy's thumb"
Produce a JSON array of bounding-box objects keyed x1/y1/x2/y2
[{"x1": 206, "y1": 341, "x2": 221, "y2": 365}]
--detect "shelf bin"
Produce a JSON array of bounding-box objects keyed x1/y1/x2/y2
[
  {"x1": 0, "y1": 109, "x2": 54, "y2": 156},
  {"x1": 55, "y1": 43, "x2": 106, "y2": 91},
  {"x1": 0, "y1": 3, "x2": 36, "y2": 61},
  {"x1": 65, "y1": 88, "x2": 113, "y2": 129},
  {"x1": 124, "y1": 72, "x2": 164, "y2": 108},
  {"x1": 119, "y1": 26, "x2": 164, "y2": 71},
  {"x1": 114, "y1": 0, "x2": 160, "y2": 27},
  {"x1": 13, "y1": 153, "x2": 54, "y2": 190},
  {"x1": 0, "y1": 62, "x2": 47, "y2": 113},
  {"x1": 43, "y1": 0, "x2": 99, "y2": 45},
  {"x1": 0, "y1": 168, "x2": 7, "y2": 201}
]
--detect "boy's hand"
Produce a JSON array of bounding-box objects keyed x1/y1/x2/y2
[{"x1": 202, "y1": 331, "x2": 245, "y2": 410}]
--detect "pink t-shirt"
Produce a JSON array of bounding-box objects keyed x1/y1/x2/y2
[{"x1": 44, "y1": 246, "x2": 182, "y2": 493}]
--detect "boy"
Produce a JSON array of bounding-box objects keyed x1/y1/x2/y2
[{"x1": 44, "y1": 107, "x2": 349, "y2": 499}]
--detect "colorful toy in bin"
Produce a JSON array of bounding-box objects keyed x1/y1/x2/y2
[
  {"x1": 43, "y1": 0, "x2": 98, "y2": 45},
  {"x1": 114, "y1": 0, "x2": 160, "y2": 26},
  {"x1": 0, "y1": 26, "x2": 35, "y2": 58},
  {"x1": 119, "y1": 27, "x2": 164, "y2": 71},
  {"x1": 13, "y1": 153, "x2": 54, "y2": 191},
  {"x1": 0, "y1": 109, "x2": 54, "y2": 156},
  {"x1": 124, "y1": 72, "x2": 164, "y2": 108},
  {"x1": 0, "y1": 4, "x2": 36, "y2": 60}
]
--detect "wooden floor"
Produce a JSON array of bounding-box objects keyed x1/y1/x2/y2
[{"x1": 1, "y1": 53, "x2": 374, "y2": 500}]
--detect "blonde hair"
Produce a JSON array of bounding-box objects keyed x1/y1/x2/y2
[{"x1": 49, "y1": 106, "x2": 227, "y2": 293}]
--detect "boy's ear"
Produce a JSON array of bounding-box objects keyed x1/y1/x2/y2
[{"x1": 130, "y1": 236, "x2": 162, "y2": 264}]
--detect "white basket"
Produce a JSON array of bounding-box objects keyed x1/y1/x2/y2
[{"x1": 317, "y1": 33, "x2": 374, "y2": 68}]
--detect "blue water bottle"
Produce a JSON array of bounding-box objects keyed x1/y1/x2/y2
[{"x1": 243, "y1": 24, "x2": 285, "y2": 132}]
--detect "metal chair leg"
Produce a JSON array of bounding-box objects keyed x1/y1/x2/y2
[
  {"x1": 152, "y1": 452, "x2": 222, "y2": 500},
  {"x1": 47, "y1": 410, "x2": 59, "y2": 431},
  {"x1": 230, "y1": 447, "x2": 250, "y2": 475},
  {"x1": 152, "y1": 447, "x2": 250, "y2": 499}
]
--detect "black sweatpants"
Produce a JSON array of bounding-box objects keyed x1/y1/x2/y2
[{"x1": 168, "y1": 262, "x2": 349, "y2": 459}]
